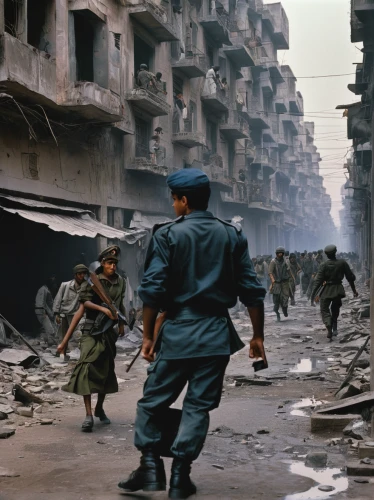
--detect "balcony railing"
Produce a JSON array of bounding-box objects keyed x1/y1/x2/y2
[
  {"x1": 248, "y1": 181, "x2": 271, "y2": 205},
  {"x1": 221, "y1": 32, "x2": 255, "y2": 69},
  {"x1": 125, "y1": 86, "x2": 170, "y2": 117},
  {"x1": 171, "y1": 53, "x2": 207, "y2": 78},
  {"x1": 128, "y1": 142, "x2": 168, "y2": 176},
  {"x1": 222, "y1": 182, "x2": 248, "y2": 204},
  {"x1": 0, "y1": 33, "x2": 56, "y2": 105},
  {"x1": 198, "y1": 6, "x2": 231, "y2": 47},
  {"x1": 202, "y1": 154, "x2": 232, "y2": 190},
  {"x1": 220, "y1": 109, "x2": 250, "y2": 139},
  {"x1": 172, "y1": 119, "x2": 206, "y2": 148},
  {"x1": 128, "y1": 0, "x2": 179, "y2": 41},
  {"x1": 201, "y1": 88, "x2": 230, "y2": 114}
]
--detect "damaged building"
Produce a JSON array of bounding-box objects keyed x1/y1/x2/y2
[{"x1": 0, "y1": 0, "x2": 333, "y2": 333}]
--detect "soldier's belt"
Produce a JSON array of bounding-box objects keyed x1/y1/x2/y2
[{"x1": 168, "y1": 305, "x2": 228, "y2": 320}]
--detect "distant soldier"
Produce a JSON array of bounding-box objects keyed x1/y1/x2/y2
[
  {"x1": 53, "y1": 264, "x2": 89, "y2": 358},
  {"x1": 311, "y1": 244, "x2": 358, "y2": 340},
  {"x1": 301, "y1": 252, "x2": 317, "y2": 298},
  {"x1": 268, "y1": 247, "x2": 291, "y2": 321},
  {"x1": 289, "y1": 253, "x2": 301, "y2": 306},
  {"x1": 35, "y1": 277, "x2": 57, "y2": 346}
]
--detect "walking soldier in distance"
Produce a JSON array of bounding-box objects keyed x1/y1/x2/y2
[
  {"x1": 311, "y1": 244, "x2": 358, "y2": 340},
  {"x1": 268, "y1": 247, "x2": 291, "y2": 322},
  {"x1": 118, "y1": 168, "x2": 266, "y2": 499}
]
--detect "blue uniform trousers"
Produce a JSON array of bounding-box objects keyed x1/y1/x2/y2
[{"x1": 134, "y1": 355, "x2": 230, "y2": 461}]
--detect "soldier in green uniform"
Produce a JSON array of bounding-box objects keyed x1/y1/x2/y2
[
  {"x1": 311, "y1": 244, "x2": 358, "y2": 340},
  {"x1": 62, "y1": 246, "x2": 126, "y2": 432},
  {"x1": 268, "y1": 247, "x2": 291, "y2": 321},
  {"x1": 118, "y1": 168, "x2": 266, "y2": 499}
]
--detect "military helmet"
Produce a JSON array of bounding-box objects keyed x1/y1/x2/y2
[
  {"x1": 275, "y1": 246, "x2": 285, "y2": 254},
  {"x1": 324, "y1": 244, "x2": 337, "y2": 254},
  {"x1": 139, "y1": 64, "x2": 148, "y2": 70}
]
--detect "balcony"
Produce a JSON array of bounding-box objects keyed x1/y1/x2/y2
[
  {"x1": 62, "y1": 82, "x2": 123, "y2": 122},
  {"x1": 266, "y1": 3, "x2": 290, "y2": 50},
  {"x1": 289, "y1": 92, "x2": 303, "y2": 115},
  {"x1": 128, "y1": 0, "x2": 179, "y2": 41},
  {"x1": 248, "y1": 0, "x2": 263, "y2": 17},
  {"x1": 248, "y1": 180, "x2": 272, "y2": 205},
  {"x1": 354, "y1": 0, "x2": 374, "y2": 21},
  {"x1": 125, "y1": 88, "x2": 170, "y2": 117},
  {"x1": 262, "y1": 116, "x2": 277, "y2": 143},
  {"x1": 241, "y1": 105, "x2": 270, "y2": 130},
  {"x1": 259, "y1": 70, "x2": 273, "y2": 94},
  {"x1": 128, "y1": 143, "x2": 168, "y2": 177},
  {"x1": 171, "y1": 54, "x2": 207, "y2": 78},
  {"x1": 274, "y1": 97, "x2": 287, "y2": 113},
  {"x1": 202, "y1": 154, "x2": 232, "y2": 191},
  {"x1": 253, "y1": 148, "x2": 277, "y2": 172},
  {"x1": 201, "y1": 89, "x2": 229, "y2": 114},
  {"x1": 221, "y1": 33, "x2": 255, "y2": 69},
  {"x1": 281, "y1": 113, "x2": 299, "y2": 135},
  {"x1": 0, "y1": 33, "x2": 56, "y2": 105},
  {"x1": 172, "y1": 121, "x2": 206, "y2": 148},
  {"x1": 221, "y1": 182, "x2": 248, "y2": 204},
  {"x1": 198, "y1": 7, "x2": 231, "y2": 47},
  {"x1": 219, "y1": 110, "x2": 250, "y2": 140}
]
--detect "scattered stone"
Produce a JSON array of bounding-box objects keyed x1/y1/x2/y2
[
  {"x1": 16, "y1": 407, "x2": 33, "y2": 418},
  {"x1": 0, "y1": 349, "x2": 38, "y2": 367},
  {"x1": 346, "y1": 461, "x2": 374, "y2": 476},
  {"x1": 354, "y1": 478, "x2": 369, "y2": 483},
  {"x1": 311, "y1": 413, "x2": 357, "y2": 433},
  {"x1": 13, "y1": 384, "x2": 44, "y2": 405},
  {"x1": 318, "y1": 485, "x2": 334, "y2": 492},
  {"x1": 0, "y1": 428, "x2": 15, "y2": 439},
  {"x1": 257, "y1": 428, "x2": 269, "y2": 435},
  {"x1": 40, "y1": 419, "x2": 53, "y2": 425},
  {"x1": 305, "y1": 452, "x2": 327, "y2": 468},
  {"x1": 343, "y1": 419, "x2": 368, "y2": 441},
  {"x1": 0, "y1": 404, "x2": 13, "y2": 414},
  {"x1": 28, "y1": 386, "x2": 44, "y2": 394},
  {"x1": 316, "y1": 391, "x2": 374, "y2": 415},
  {"x1": 232, "y1": 376, "x2": 272, "y2": 387},
  {"x1": 361, "y1": 458, "x2": 372, "y2": 465},
  {"x1": 0, "y1": 411, "x2": 8, "y2": 420},
  {"x1": 212, "y1": 464, "x2": 224, "y2": 470},
  {"x1": 0, "y1": 467, "x2": 20, "y2": 477}
]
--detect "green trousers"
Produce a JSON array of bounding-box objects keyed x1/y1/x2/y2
[
  {"x1": 134, "y1": 355, "x2": 230, "y2": 461},
  {"x1": 272, "y1": 281, "x2": 290, "y2": 311},
  {"x1": 319, "y1": 297, "x2": 342, "y2": 329}
]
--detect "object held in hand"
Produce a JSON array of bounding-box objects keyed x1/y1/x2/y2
[{"x1": 252, "y1": 358, "x2": 268, "y2": 372}]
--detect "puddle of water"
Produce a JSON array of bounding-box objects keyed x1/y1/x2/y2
[
  {"x1": 290, "y1": 398, "x2": 325, "y2": 417},
  {"x1": 290, "y1": 358, "x2": 326, "y2": 373},
  {"x1": 284, "y1": 461, "x2": 348, "y2": 500}
]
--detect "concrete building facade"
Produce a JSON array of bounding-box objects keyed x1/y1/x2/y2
[{"x1": 0, "y1": 0, "x2": 334, "y2": 331}]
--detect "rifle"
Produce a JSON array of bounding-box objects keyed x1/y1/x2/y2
[
  {"x1": 0, "y1": 313, "x2": 39, "y2": 357},
  {"x1": 87, "y1": 272, "x2": 128, "y2": 335},
  {"x1": 313, "y1": 282, "x2": 326, "y2": 303}
]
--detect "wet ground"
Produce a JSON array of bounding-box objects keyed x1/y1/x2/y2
[{"x1": 1, "y1": 295, "x2": 373, "y2": 499}]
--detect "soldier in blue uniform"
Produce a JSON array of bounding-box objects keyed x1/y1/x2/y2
[{"x1": 118, "y1": 168, "x2": 266, "y2": 499}]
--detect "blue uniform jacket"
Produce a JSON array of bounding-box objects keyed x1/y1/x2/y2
[{"x1": 138, "y1": 211, "x2": 266, "y2": 359}]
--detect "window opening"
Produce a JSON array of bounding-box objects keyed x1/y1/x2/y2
[
  {"x1": 27, "y1": 0, "x2": 54, "y2": 53},
  {"x1": 113, "y1": 33, "x2": 121, "y2": 50},
  {"x1": 73, "y1": 12, "x2": 94, "y2": 82},
  {"x1": 107, "y1": 208, "x2": 115, "y2": 227},
  {"x1": 206, "y1": 119, "x2": 217, "y2": 154},
  {"x1": 4, "y1": 0, "x2": 22, "y2": 38},
  {"x1": 134, "y1": 34, "x2": 154, "y2": 78},
  {"x1": 135, "y1": 118, "x2": 150, "y2": 157}
]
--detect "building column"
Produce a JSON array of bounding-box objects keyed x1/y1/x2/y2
[{"x1": 97, "y1": 205, "x2": 108, "y2": 254}]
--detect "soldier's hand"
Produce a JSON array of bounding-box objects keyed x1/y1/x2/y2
[
  {"x1": 56, "y1": 315, "x2": 61, "y2": 325},
  {"x1": 102, "y1": 308, "x2": 118, "y2": 321},
  {"x1": 56, "y1": 343, "x2": 66, "y2": 354},
  {"x1": 141, "y1": 338, "x2": 155, "y2": 363},
  {"x1": 249, "y1": 338, "x2": 268, "y2": 368},
  {"x1": 118, "y1": 324, "x2": 125, "y2": 337}
]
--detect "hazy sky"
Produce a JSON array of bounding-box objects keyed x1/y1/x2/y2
[{"x1": 264, "y1": 0, "x2": 359, "y2": 226}]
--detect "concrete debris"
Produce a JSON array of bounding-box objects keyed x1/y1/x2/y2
[
  {"x1": 343, "y1": 419, "x2": 368, "y2": 440},
  {"x1": 311, "y1": 413, "x2": 358, "y2": 433},
  {"x1": 0, "y1": 428, "x2": 15, "y2": 439},
  {"x1": 346, "y1": 461, "x2": 374, "y2": 476},
  {"x1": 13, "y1": 384, "x2": 44, "y2": 405},
  {"x1": 231, "y1": 376, "x2": 272, "y2": 387},
  {"x1": 316, "y1": 392, "x2": 374, "y2": 415},
  {"x1": 15, "y1": 407, "x2": 34, "y2": 418},
  {"x1": 0, "y1": 467, "x2": 20, "y2": 477},
  {"x1": 305, "y1": 452, "x2": 328, "y2": 468},
  {"x1": 318, "y1": 485, "x2": 335, "y2": 492},
  {"x1": 0, "y1": 349, "x2": 38, "y2": 367},
  {"x1": 257, "y1": 428, "x2": 270, "y2": 435}
]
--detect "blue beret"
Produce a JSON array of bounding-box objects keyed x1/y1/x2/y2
[{"x1": 167, "y1": 168, "x2": 210, "y2": 190}]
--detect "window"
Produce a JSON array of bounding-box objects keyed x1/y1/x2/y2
[
  {"x1": 4, "y1": 0, "x2": 21, "y2": 38},
  {"x1": 206, "y1": 119, "x2": 217, "y2": 153},
  {"x1": 107, "y1": 208, "x2": 115, "y2": 227},
  {"x1": 134, "y1": 34, "x2": 154, "y2": 76},
  {"x1": 135, "y1": 118, "x2": 150, "y2": 157},
  {"x1": 27, "y1": 0, "x2": 55, "y2": 54},
  {"x1": 71, "y1": 11, "x2": 108, "y2": 87}
]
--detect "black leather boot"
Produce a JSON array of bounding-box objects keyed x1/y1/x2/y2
[
  {"x1": 275, "y1": 311, "x2": 281, "y2": 322},
  {"x1": 169, "y1": 459, "x2": 197, "y2": 499},
  {"x1": 326, "y1": 326, "x2": 333, "y2": 340},
  {"x1": 282, "y1": 306, "x2": 288, "y2": 317},
  {"x1": 332, "y1": 320, "x2": 338, "y2": 337},
  {"x1": 118, "y1": 450, "x2": 166, "y2": 492}
]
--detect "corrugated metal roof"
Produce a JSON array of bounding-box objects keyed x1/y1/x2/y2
[
  {"x1": 0, "y1": 194, "x2": 147, "y2": 243},
  {"x1": 0, "y1": 194, "x2": 91, "y2": 213}
]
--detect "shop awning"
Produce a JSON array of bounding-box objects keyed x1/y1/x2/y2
[{"x1": 0, "y1": 194, "x2": 146, "y2": 243}]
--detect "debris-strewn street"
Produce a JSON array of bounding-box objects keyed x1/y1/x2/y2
[{"x1": 1, "y1": 286, "x2": 372, "y2": 500}]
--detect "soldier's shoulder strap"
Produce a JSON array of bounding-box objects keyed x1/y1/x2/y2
[
  {"x1": 152, "y1": 216, "x2": 185, "y2": 235},
  {"x1": 215, "y1": 217, "x2": 243, "y2": 233}
]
